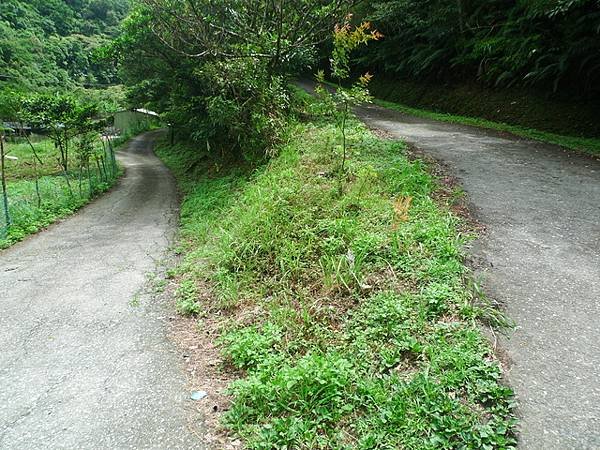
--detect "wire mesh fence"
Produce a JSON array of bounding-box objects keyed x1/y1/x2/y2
[{"x1": 0, "y1": 138, "x2": 119, "y2": 246}]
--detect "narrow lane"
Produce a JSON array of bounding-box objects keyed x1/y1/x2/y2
[
  {"x1": 0, "y1": 132, "x2": 203, "y2": 449},
  {"x1": 352, "y1": 102, "x2": 600, "y2": 449}
]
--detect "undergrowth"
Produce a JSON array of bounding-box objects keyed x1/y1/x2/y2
[{"x1": 157, "y1": 97, "x2": 517, "y2": 448}]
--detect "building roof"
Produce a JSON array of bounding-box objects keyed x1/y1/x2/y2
[
  {"x1": 134, "y1": 108, "x2": 160, "y2": 117},
  {"x1": 2, "y1": 122, "x2": 30, "y2": 131},
  {"x1": 114, "y1": 108, "x2": 160, "y2": 117}
]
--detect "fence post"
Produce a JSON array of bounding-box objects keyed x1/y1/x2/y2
[{"x1": 0, "y1": 134, "x2": 11, "y2": 229}]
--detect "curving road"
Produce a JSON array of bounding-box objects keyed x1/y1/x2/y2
[
  {"x1": 0, "y1": 132, "x2": 203, "y2": 449},
  {"x1": 299, "y1": 77, "x2": 600, "y2": 449},
  {"x1": 354, "y1": 101, "x2": 600, "y2": 448}
]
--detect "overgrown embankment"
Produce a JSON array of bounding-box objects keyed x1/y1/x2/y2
[
  {"x1": 157, "y1": 95, "x2": 517, "y2": 448},
  {"x1": 367, "y1": 78, "x2": 600, "y2": 156}
]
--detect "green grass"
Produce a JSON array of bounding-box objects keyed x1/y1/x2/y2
[
  {"x1": 1, "y1": 136, "x2": 123, "y2": 249},
  {"x1": 0, "y1": 169, "x2": 121, "y2": 248},
  {"x1": 157, "y1": 98, "x2": 517, "y2": 448},
  {"x1": 374, "y1": 98, "x2": 600, "y2": 157},
  {"x1": 4, "y1": 138, "x2": 61, "y2": 180}
]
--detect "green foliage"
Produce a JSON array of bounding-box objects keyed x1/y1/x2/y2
[
  {"x1": 356, "y1": 0, "x2": 600, "y2": 97},
  {"x1": 113, "y1": 0, "x2": 356, "y2": 157},
  {"x1": 156, "y1": 92, "x2": 517, "y2": 448},
  {"x1": 0, "y1": 0, "x2": 129, "y2": 90},
  {"x1": 330, "y1": 20, "x2": 382, "y2": 81},
  {"x1": 0, "y1": 91, "x2": 124, "y2": 246},
  {"x1": 19, "y1": 92, "x2": 102, "y2": 174},
  {"x1": 176, "y1": 279, "x2": 200, "y2": 315},
  {"x1": 220, "y1": 323, "x2": 283, "y2": 370},
  {"x1": 316, "y1": 20, "x2": 381, "y2": 174},
  {"x1": 0, "y1": 145, "x2": 121, "y2": 248}
]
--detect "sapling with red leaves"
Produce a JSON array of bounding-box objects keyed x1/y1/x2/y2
[{"x1": 316, "y1": 18, "x2": 382, "y2": 178}]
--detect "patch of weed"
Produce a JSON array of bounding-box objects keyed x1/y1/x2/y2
[
  {"x1": 157, "y1": 96, "x2": 517, "y2": 448},
  {"x1": 175, "y1": 278, "x2": 200, "y2": 315}
]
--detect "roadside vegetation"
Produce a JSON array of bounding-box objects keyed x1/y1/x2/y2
[
  {"x1": 373, "y1": 98, "x2": 600, "y2": 158},
  {"x1": 366, "y1": 77, "x2": 600, "y2": 141},
  {"x1": 0, "y1": 0, "x2": 134, "y2": 248},
  {"x1": 353, "y1": 1, "x2": 600, "y2": 121},
  {"x1": 0, "y1": 137, "x2": 120, "y2": 248},
  {"x1": 158, "y1": 89, "x2": 517, "y2": 448},
  {"x1": 319, "y1": 78, "x2": 600, "y2": 157},
  {"x1": 348, "y1": 0, "x2": 600, "y2": 155},
  {"x1": 114, "y1": 1, "x2": 518, "y2": 447},
  {"x1": 0, "y1": 92, "x2": 124, "y2": 248}
]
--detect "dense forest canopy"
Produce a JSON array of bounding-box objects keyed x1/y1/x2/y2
[
  {"x1": 0, "y1": 0, "x2": 130, "y2": 90},
  {"x1": 3, "y1": 0, "x2": 597, "y2": 136},
  {"x1": 111, "y1": 0, "x2": 358, "y2": 155},
  {"x1": 357, "y1": 0, "x2": 600, "y2": 97},
  {"x1": 109, "y1": 0, "x2": 599, "y2": 154}
]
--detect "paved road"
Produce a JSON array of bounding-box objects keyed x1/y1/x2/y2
[
  {"x1": 298, "y1": 80, "x2": 600, "y2": 448},
  {"x1": 0, "y1": 132, "x2": 203, "y2": 449},
  {"x1": 358, "y1": 104, "x2": 600, "y2": 448}
]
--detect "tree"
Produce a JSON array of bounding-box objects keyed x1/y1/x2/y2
[
  {"x1": 316, "y1": 19, "x2": 381, "y2": 176},
  {"x1": 139, "y1": 0, "x2": 359, "y2": 71},
  {"x1": 0, "y1": 0, "x2": 129, "y2": 90},
  {"x1": 0, "y1": 88, "x2": 43, "y2": 206},
  {"x1": 20, "y1": 93, "x2": 98, "y2": 173},
  {"x1": 356, "y1": 0, "x2": 600, "y2": 97},
  {"x1": 111, "y1": 0, "x2": 360, "y2": 157}
]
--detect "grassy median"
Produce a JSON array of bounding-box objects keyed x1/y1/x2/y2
[{"x1": 157, "y1": 97, "x2": 517, "y2": 449}]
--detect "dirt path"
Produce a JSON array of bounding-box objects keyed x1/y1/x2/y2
[
  {"x1": 358, "y1": 103, "x2": 600, "y2": 448},
  {"x1": 0, "y1": 132, "x2": 203, "y2": 449}
]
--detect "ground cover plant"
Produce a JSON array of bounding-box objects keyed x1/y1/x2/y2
[
  {"x1": 157, "y1": 89, "x2": 517, "y2": 449},
  {"x1": 0, "y1": 134, "x2": 121, "y2": 248}
]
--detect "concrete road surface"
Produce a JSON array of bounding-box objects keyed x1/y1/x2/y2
[{"x1": 0, "y1": 132, "x2": 203, "y2": 449}]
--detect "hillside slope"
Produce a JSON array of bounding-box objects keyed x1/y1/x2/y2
[{"x1": 0, "y1": 0, "x2": 129, "y2": 90}]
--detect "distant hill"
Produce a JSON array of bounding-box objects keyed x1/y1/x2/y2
[{"x1": 0, "y1": 0, "x2": 129, "y2": 90}]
